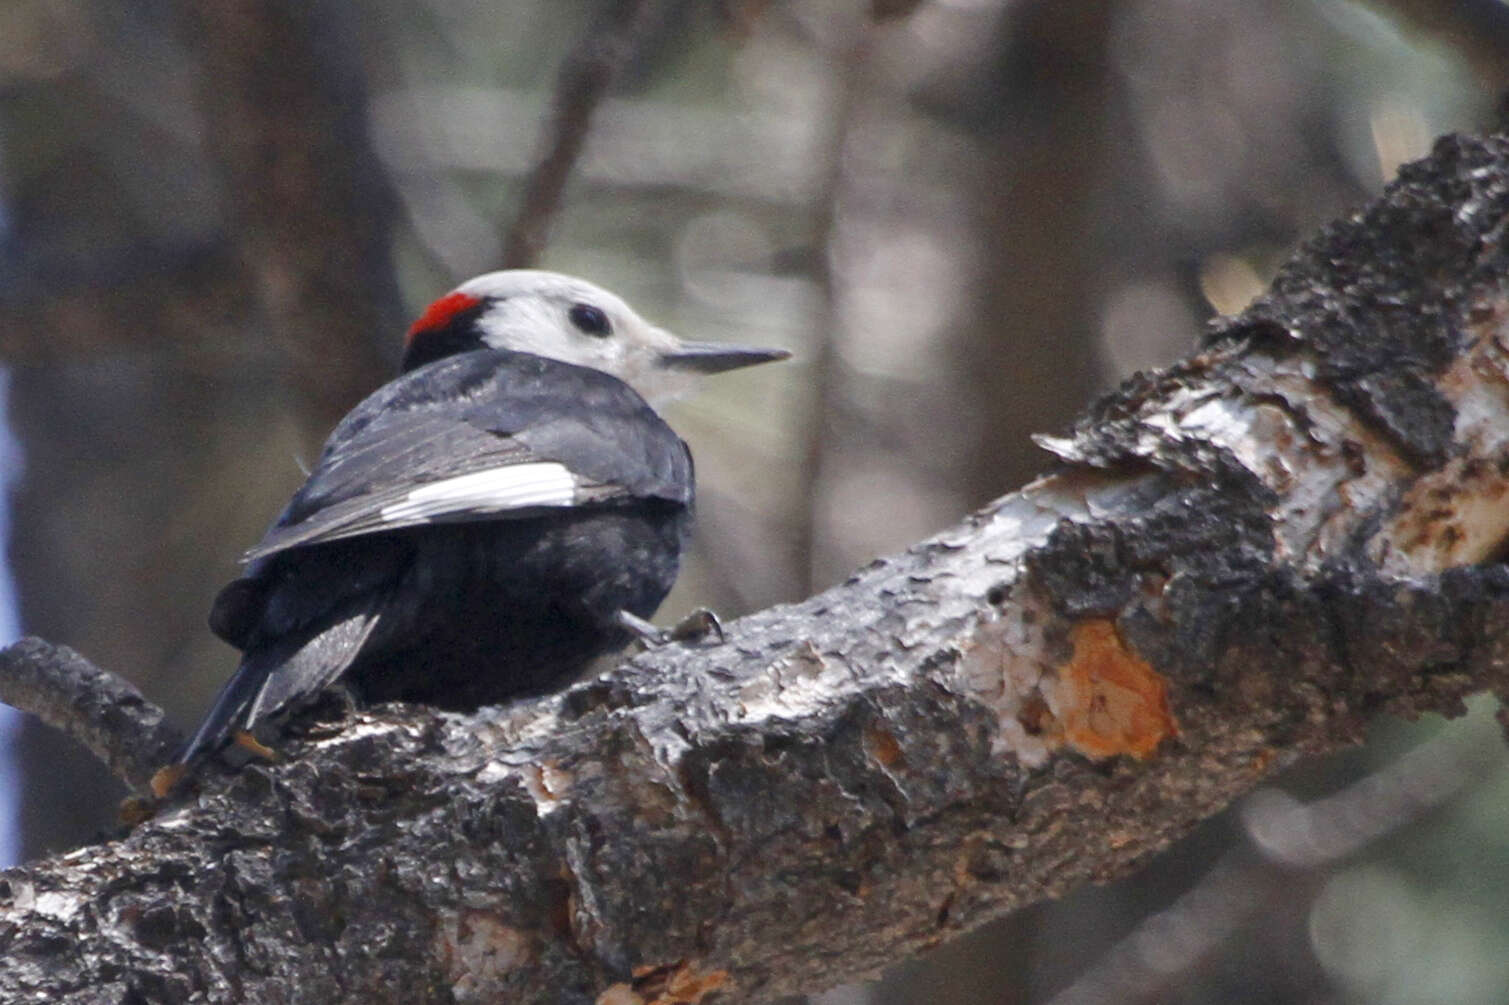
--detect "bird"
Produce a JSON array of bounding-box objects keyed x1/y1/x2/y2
[{"x1": 175, "y1": 269, "x2": 788, "y2": 770}]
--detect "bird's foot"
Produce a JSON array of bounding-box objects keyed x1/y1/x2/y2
[
  {"x1": 233, "y1": 729, "x2": 280, "y2": 761},
  {"x1": 669, "y1": 607, "x2": 724, "y2": 644},
  {"x1": 289, "y1": 685, "x2": 362, "y2": 740},
  {"x1": 148, "y1": 763, "x2": 188, "y2": 800},
  {"x1": 618, "y1": 608, "x2": 725, "y2": 648},
  {"x1": 145, "y1": 728, "x2": 279, "y2": 802}
]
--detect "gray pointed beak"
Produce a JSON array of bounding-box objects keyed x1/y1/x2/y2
[{"x1": 658, "y1": 340, "x2": 791, "y2": 374}]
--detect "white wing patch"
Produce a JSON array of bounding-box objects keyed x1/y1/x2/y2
[{"x1": 379, "y1": 462, "x2": 579, "y2": 523}]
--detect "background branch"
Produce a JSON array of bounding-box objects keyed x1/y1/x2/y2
[
  {"x1": 501, "y1": 0, "x2": 668, "y2": 268},
  {"x1": 0, "y1": 638, "x2": 180, "y2": 795},
  {"x1": 1046, "y1": 707, "x2": 1505, "y2": 1003}
]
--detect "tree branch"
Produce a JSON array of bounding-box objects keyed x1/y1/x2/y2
[
  {"x1": 0, "y1": 638, "x2": 182, "y2": 796},
  {"x1": 5, "y1": 131, "x2": 1509, "y2": 1002},
  {"x1": 501, "y1": 0, "x2": 666, "y2": 268}
]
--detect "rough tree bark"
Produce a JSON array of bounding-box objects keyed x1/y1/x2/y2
[{"x1": 4, "y1": 132, "x2": 1509, "y2": 1004}]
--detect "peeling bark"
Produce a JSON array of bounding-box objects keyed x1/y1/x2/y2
[{"x1": 5, "y1": 133, "x2": 1509, "y2": 1003}]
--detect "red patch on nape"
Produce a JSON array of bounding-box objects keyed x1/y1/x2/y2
[{"x1": 406, "y1": 291, "x2": 483, "y2": 344}]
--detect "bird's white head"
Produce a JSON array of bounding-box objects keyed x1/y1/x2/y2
[{"x1": 403, "y1": 270, "x2": 788, "y2": 402}]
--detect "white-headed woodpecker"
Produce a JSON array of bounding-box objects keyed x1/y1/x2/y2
[{"x1": 177, "y1": 270, "x2": 788, "y2": 767}]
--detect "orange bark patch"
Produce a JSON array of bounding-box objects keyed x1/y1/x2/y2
[
  {"x1": 1056, "y1": 620, "x2": 1176, "y2": 760},
  {"x1": 598, "y1": 960, "x2": 730, "y2": 1005},
  {"x1": 864, "y1": 725, "x2": 904, "y2": 767}
]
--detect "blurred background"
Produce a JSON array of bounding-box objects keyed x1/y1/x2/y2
[{"x1": 0, "y1": 1, "x2": 1506, "y2": 1002}]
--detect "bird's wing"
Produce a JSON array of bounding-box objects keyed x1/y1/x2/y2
[
  {"x1": 243, "y1": 416, "x2": 615, "y2": 559},
  {"x1": 244, "y1": 350, "x2": 691, "y2": 562}
]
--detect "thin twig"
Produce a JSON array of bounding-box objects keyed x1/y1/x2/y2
[
  {"x1": 502, "y1": 0, "x2": 666, "y2": 268},
  {"x1": 0, "y1": 637, "x2": 183, "y2": 793}
]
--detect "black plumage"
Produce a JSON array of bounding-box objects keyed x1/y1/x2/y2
[{"x1": 178, "y1": 348, "x2": 693, "y2": 765}]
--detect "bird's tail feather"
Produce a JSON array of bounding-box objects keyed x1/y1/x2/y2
[
  {"x1": 178, "y1": 610, "x2": 381, "y2": 766},
  {"x1": 176, "y1": 651, "x2": 278, "y2": 766},
  {"x1": 244, "y1": 611, "x2": 380, "y2": 724}
]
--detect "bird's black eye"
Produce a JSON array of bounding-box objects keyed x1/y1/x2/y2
[{"x1": 568, "y1": 302, "x2": 612, "y2": 337}]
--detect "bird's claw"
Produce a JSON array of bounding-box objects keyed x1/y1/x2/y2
[
  {"x1": 668, "y1": 607, "x2": 724, "y2": 644},
  {"x1": 618, "y1": 607, "x2": 725, "y2": 648},
  {"x1": 233, "y1": 729, "x2": 280, "y2": 761},
  {"x1": 149, "y1": 763, "x2": 188, "y2": 800}
]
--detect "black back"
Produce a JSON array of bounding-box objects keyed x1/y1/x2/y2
[{"x1": 180, "y1": 349, "x2": 693, "y2": 765}]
